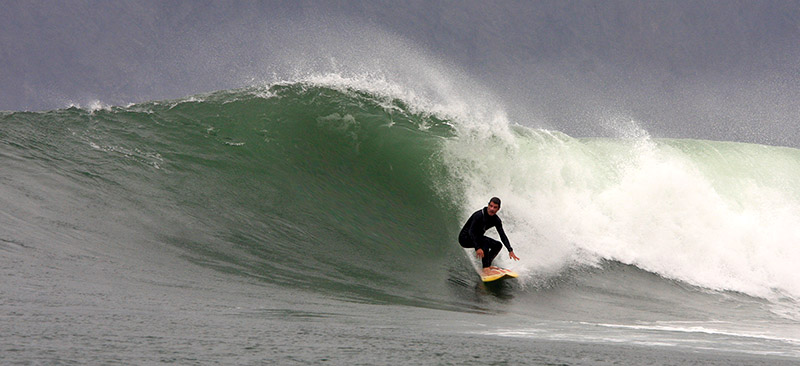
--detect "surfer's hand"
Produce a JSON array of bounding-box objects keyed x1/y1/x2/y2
[
  {"x1": 475, "y1": 248, "x2": 484, "y2": 258},
  {"x1": 509, "y1": 251, "x2": 520, "y2": 261}
]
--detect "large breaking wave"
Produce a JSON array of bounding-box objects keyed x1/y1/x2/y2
[{"x1": 2, "y1": 76, "x2": 799, "y2": 318}]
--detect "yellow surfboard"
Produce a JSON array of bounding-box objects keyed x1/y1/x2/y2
[{"x1": 480, "y1": 268, "x2": 519, "y2": 282}]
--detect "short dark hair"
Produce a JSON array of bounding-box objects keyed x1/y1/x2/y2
[{"x1": 489, "y1": 197, "x2": 501, "y2": 206}]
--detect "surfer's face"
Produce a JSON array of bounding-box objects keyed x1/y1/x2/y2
[{"x1": 487, "y1": 202, "x2": 500, "y2": 216}]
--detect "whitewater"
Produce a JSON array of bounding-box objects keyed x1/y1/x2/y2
[{"x1": 449, "y1": 120, "x2": 800, "y2": 302}]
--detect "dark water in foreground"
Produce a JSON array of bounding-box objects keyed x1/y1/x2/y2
[{"x1": 2, "y1": 82, "x2": 799, "y2": 364}]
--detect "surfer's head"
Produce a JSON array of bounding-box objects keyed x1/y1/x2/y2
[{"x1": 487, "y1": 197, "x2": 501, "y2": 216}]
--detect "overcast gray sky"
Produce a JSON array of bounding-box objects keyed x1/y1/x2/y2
[{"x1": 2, "y1": 1, "x2": 799, "y2": 146}]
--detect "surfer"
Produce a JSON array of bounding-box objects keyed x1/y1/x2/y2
[{"x1": 458, "y1": 197, "x2": 520, "y2": 274}]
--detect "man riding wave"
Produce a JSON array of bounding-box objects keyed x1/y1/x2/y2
[{"x1": 458, "y1": 197, "x2": 520, "y2": 275}]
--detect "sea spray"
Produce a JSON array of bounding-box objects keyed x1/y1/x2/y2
[{"x1": 442, "y1": 117, "x2": 800, "y2": 306}]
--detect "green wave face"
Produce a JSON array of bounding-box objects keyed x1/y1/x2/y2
[{"x1": 2, "y1": 83, "x2": 469, "y2": 306}]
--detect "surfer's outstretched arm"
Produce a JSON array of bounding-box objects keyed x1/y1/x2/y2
[
  {"x1": 495, "y1": 222, "x2": 519, "y2": 261},
  {"x1": 495, "y1": 222, "x2": 513, "y2": 252}
]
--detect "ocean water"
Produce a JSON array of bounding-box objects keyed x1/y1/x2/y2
[{"x1": 2, "y1": 78, "x2": 799, "y2": 365}]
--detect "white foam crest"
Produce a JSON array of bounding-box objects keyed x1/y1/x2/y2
[
  {"x1": 443, "y1": 119, "x2": 800, "y2": 306},
  {"x1": 279, "y1": 70, "x2": 516, "y2": 142},
  {"x1": 248, "y1": 16, "x2": 517, "y2": 142},
  {"x1": 66, "y1": 100, "x2": 113, "y2": 112}
]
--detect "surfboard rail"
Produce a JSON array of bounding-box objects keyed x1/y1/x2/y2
[{"x1": 480, "y1": 268, "x2": 518, "y2": 282}]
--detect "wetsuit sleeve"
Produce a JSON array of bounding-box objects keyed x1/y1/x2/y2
[{"x1": 496, "y1": 221, "x2": 513, "y2": 252}]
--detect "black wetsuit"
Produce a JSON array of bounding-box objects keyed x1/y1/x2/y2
[{"x1": 458, "y1": 207, "x2": 513, "y2": 268}]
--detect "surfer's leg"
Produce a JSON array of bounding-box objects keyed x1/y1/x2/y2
[{"x1": 481, "y1": 237, "x2": 503, "y2": 268}]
